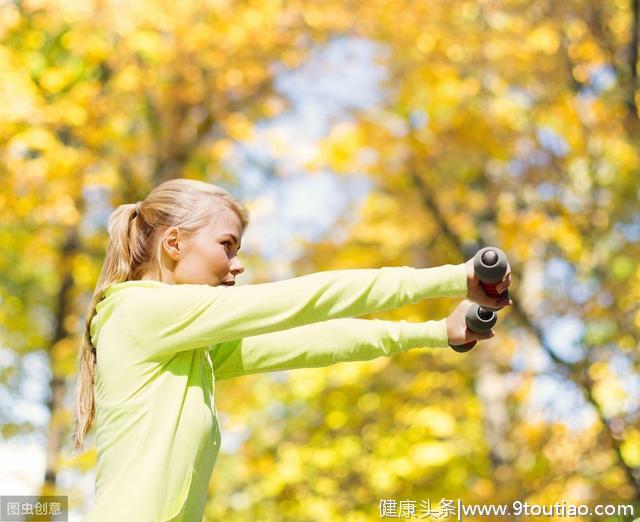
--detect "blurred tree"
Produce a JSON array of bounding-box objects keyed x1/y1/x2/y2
[
  {"x1": 288, "y1": 0, "x2": 640, "y2": 518},
  {"x1": 1, "y1": 0, "x2": 640, "y2": 520},
  {"x1": 0, "y1": 0, "x2": 328, "y2": 511}
]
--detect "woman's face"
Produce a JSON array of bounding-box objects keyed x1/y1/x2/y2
[{"x1": 160, "y1": 205, "x2": 245, "y2": 287}]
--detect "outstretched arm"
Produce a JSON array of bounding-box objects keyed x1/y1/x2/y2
[
  {"x1": 209, "y1": 316, "x2": 449, "y2": 381},
  {"x1": 119, "y1": 263, "x2": 466, "y2": 360}
]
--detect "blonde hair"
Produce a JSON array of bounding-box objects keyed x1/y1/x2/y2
[{"x1": 73, "y1": 178, "x2": 249, "y2": 450}]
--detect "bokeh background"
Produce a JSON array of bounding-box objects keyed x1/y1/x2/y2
[{"x1": 1, "y1": 0, "x2": 640, "y2": 520}]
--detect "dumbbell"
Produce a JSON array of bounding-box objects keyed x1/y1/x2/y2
[{"x1": 450, "y1": 247, "x2": 509, "y2": 353}]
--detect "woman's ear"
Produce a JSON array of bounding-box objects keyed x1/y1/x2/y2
[{"x1": 161, "y1": 227, "x2": 183, "y2": 260}]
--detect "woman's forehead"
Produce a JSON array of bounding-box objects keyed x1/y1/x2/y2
[{"x1": 209, "y1": 207, "x2": 243, "y2": 234}]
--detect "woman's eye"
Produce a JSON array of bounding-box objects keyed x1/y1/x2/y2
[{"x1": 222, "y1": 241, "x2": 236, "y2": 254}]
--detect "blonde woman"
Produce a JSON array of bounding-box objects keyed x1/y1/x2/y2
[{"x1": 74, "y1": 178, "x2": 512, "y2": 521}]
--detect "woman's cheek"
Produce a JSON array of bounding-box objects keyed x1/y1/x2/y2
[{"x1": 216, "y1": 249, "x2": 231, "y2": 271}]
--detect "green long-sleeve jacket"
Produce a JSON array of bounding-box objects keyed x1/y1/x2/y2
[{"x1": 84, "y1": 263, "x2": 467, "y2": 521}]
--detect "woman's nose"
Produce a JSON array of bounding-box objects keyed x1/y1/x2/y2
[{"x1": 230, "y1": 258, "x2": 245, "y2": 275}]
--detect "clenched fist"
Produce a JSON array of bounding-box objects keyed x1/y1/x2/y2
[
  {"x1": 445, "y1": 299, "x2": 496, "y2": 346},
  {"x1": 465, "y1": 257, "x2": 513, "y2": 309}
]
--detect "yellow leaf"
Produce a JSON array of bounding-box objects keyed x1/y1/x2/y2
[{"x1": 528, "y1": 25, "x2": 560, "y2": 55}]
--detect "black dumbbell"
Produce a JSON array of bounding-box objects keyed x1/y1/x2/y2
[{"x1": 450, "y1": 247, "x2": 509, "y2": 353}]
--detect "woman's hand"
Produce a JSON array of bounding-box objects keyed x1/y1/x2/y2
[
  {"x1": 446, "y1": 299, "x2": 495, "y2": 346},
  {"x1": 465, "y1": 257, "x2": 513, "y2": 310}
]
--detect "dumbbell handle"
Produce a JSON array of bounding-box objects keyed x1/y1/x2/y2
[{"x1": 449, "y1": 246, "x2": 508, "y2": 353}]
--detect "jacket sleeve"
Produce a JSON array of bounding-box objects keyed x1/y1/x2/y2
[
  {"x1": 209, "y1": 317, "x2": 450, "y2": 381},
  {"x1": 128, "y1": 263, "x2": 467, "y2": 359}
]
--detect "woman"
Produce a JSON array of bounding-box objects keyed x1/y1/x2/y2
[{"x1": 74, "y1": 178, "x2": 512, "y2": 521}]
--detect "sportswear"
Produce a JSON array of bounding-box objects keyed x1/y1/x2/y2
[{"x1": 84, "y1": 263, "x2": 467, "y2": 521}]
